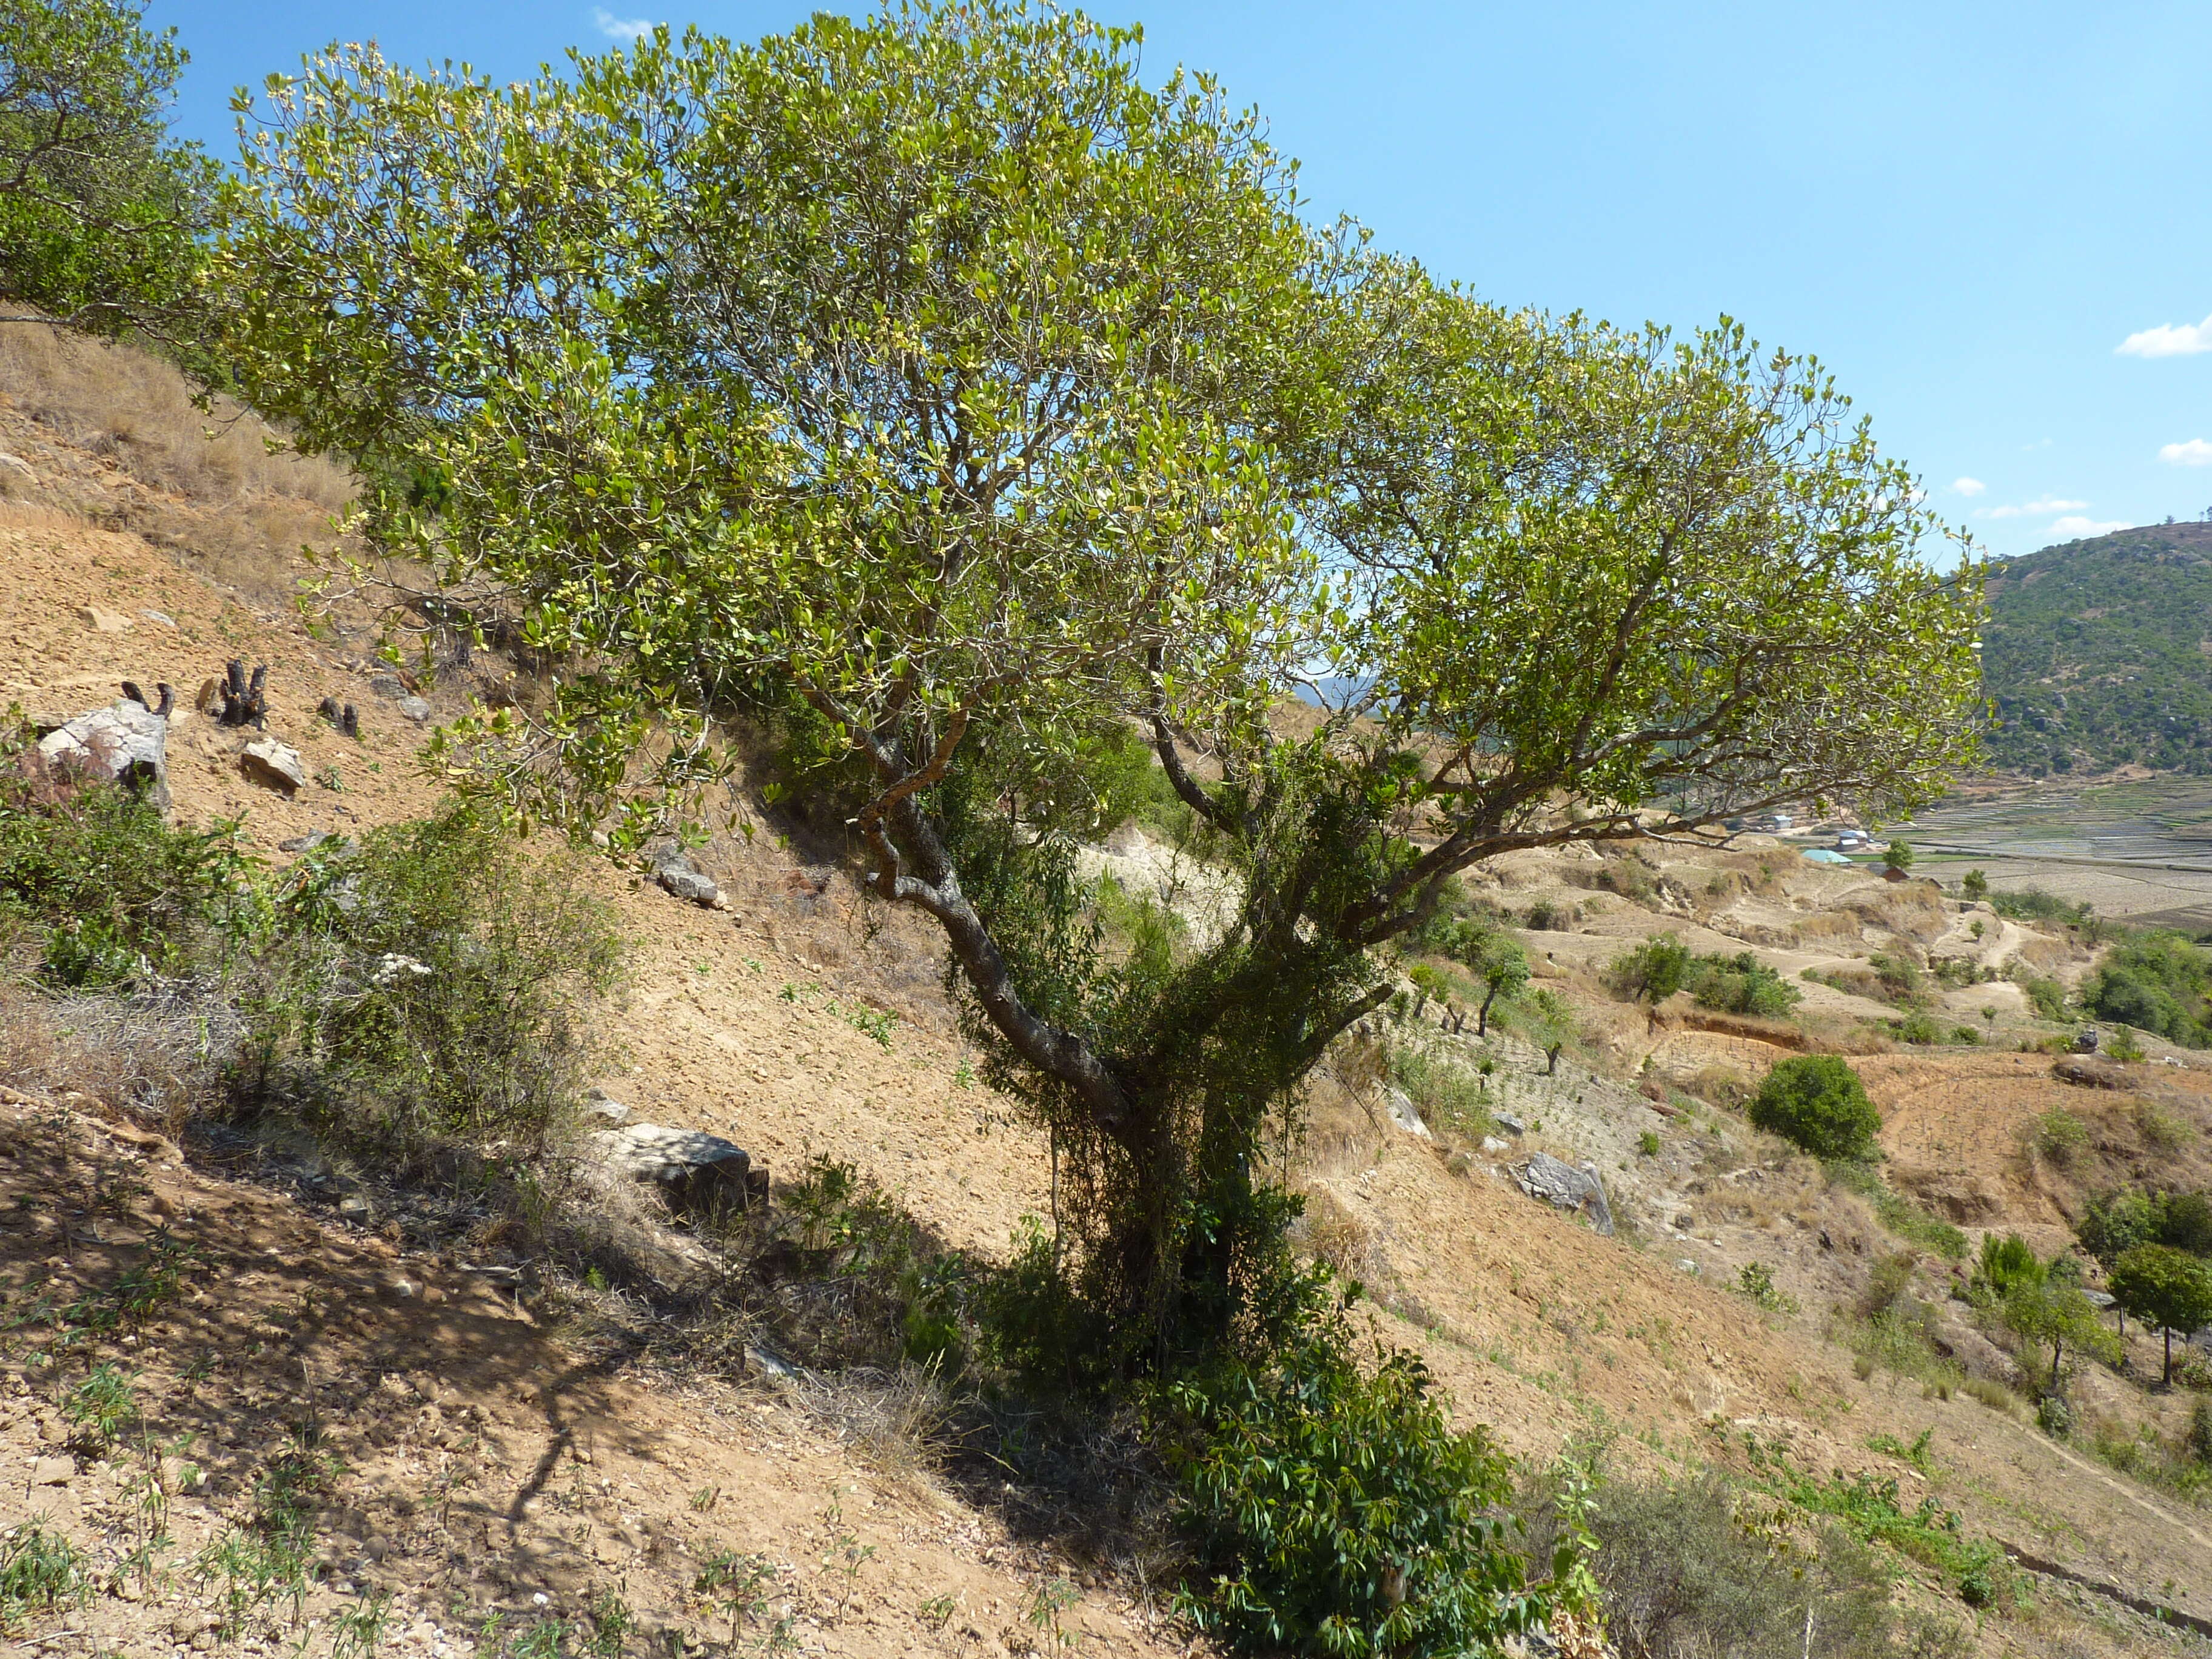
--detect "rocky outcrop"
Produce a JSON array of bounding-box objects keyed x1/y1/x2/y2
[
  {"x1": 1512, "y1": 1151, "x2": 1616, "y2": 1236},
  {"x1": 35, "y1": 695, "x2": 171, "y2": 809}
]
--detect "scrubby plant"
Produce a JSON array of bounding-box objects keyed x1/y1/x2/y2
[
  {"x1": 1611, "y1": 934, "x2": 1691, "y2": 1008},
  {"x1": 1749, "y1": 1055, "x2": 1880, "y2": 1161},
  {"x1": 2033, "y1": 1106, "x2": 2089, "y2": 1166},
  {"x1": 233, "y1": 803, "x2": 624, "y2": 1165},
  {"x1": 2083, "y1": 931, "x2": 2212, "y2": 1048},
  {"x1": 1686, "y1": 950, "x2": 1801, "y2": 1017},
  {"x1": 1520, "y1": 1469, "x2": 1894, "y2": 1657},
  {"x1": 1170, "y1": 1319, "x2": 1544, "y2": 1657},
  {"x1": 0, "y1": 1526, "x2": 85, "y2": 1634},
  {"x1": 0, "y1": 732, "x2": 263, "y2": 986}
]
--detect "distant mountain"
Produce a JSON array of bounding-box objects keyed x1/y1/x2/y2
[{"x1": 1982, "y1": 520, "x2": 2212, "y2": 776}]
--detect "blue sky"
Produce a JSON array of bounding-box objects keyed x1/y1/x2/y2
[{"x1": 151, "y1": 0, "x2": 2212, "y2": 561}]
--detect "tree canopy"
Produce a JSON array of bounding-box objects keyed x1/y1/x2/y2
[
  {"x1": 2108, "y1": 1242, "x2": 2212, "y2": 1386},
  {"x1": 209, "y1": 0, "x2": 1985, "y2": 1376},
  {"x1": 0, "y1": 0, "x2": 216, "y2": 331}
]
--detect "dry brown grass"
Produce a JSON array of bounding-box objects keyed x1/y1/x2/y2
[
  {"x1": 0, "y1": 979, "x2": 232, "y2": 1130},
  {"x1": 0, "y1": 323, "x2": 356, "y2": 596}
]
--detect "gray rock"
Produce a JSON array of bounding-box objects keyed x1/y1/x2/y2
[
  {"x1": 650, "y1": 843, "x2": 721, "y2": 908},
  {"x1": 1512, "y1": 1151, "x2": 1616, "y2": 1235},
  {"x1": 36, "y1": 699, "x2": 170, "y2": 809},
  {"x1": 398, "y1": 695, "x2": 433, "y2": 724},
  {"x1": 583, "y1": 1087, "x2": 631, "y2": 1125},
  {"x1": 367, "y1": 672, "x2": 411, "y2": 700},
  {"x1": 278, "y1": 831, "x2": 354, "y2": 854},
  {"x1": 588, "y1": 1122, "x2": 756, "y2": 1216},
  {"x1": 1382, "y1": 1085, "x2": 1432, "y2": 1139},
  {"x1": 240, "y1": 739, "x2": 306, "y2": 793},
  {"x1": 1493, "y1": 1113, "x2": 1527, "y2": 1136}
]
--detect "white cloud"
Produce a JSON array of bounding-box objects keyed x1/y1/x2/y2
[
  {"x1": 591, "y1": 6, "x2": 653, "y2": 39},
  {"x1": 2049, "y1": 515, "x2": 2131, "y2": 538},
  {"x1": 2117, "y1": 312, "x2": 2212, "y2": 358},
  {"x1": 1982, "y1": 495, "x2": 2086, "y2": 519},
  {"x1": 2159, "y1": 438, "x2": 2212, "y2": 467},
  {"x1": 1952, "y1": 477, "x2": 1985, "y2": 497}
]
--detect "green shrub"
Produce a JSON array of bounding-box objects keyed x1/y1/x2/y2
[
  {"x1": 0, "y1": 756, "x2": 261, "y2": 987},
  {"x1": 1890, "y1": 1009, "x2": 1942, "y2": 1044},
  {"x1": 1750, "y1": 1055, "x2": 1880, "y2": 1160},
  {"x1": 1520, "y1": 1471, "x2": 1892, "y2": 1658},
  {"x1": 2083, "y1": 932, "x2": 2212, "y2": 1046},
  {"x1": 2016, "y1": 973, "x2": 2069, "y2": 1022},
  {"x1": 2079, "y1": 1187, "x2": 2212, "y2": 1265},
  {"x1": 236, "y1": 805, "x2": 624, "y2": 1163},
  {"x1": 1386, "y1": 1038, "x2": 1490, "y2": 1138},
  {"x1": 0, "y1": 1525, "x2": 86, "y2": 1634},
  {"x1": 1611, "y1": 933, "x2": 1691, "y2": 1005},
  {"x1": 1686, "y1": 951, "x2": 1802, "y2": 1017},
  {"x1": 2033, "y1": 1107, "x2": 2088, "y2": 1166},
  {"x1": 1171, "y1": 1332, "x2": 1540, "y2": 1658},
  {"x1": 1993, "y1": 886, "x2": 2094, "y2": 928}
]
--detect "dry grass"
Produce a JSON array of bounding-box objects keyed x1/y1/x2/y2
[
  {"x1": 0, "y1": 978, "x2": 233, "y2": 1130},
  {"x1": 790, "y1": 1363, "x2": 954, "y2": 1478},
  {"x1": 0, "y1": 323, "x2": 355, "y2": 595}
]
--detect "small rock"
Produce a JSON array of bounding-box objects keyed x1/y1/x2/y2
[
  {"x1": 338, "y1": 1196, "x2": 372, "y2": 1220},
  {"x1": 588, "y1": 1122, "x2": 754, "y2": 1216},
  {"x1": 583, "y1": 1087, "x2": 631, "y2": 1125},
  {"x1": 1382, "y1": 1085, "x2": 1431, "y2": 1139},
  {"x1": 650, "y1": 844, "x2": 720, "y2": 908},
  {"x1": 277, "y1": 831, "x2": 349, "y2": 854},
  {"x1": 367, "y1": 672, "x2": 411, "y2": 700},
  {"x1": 1493, "y1": 1113, "x2": 1527, "y2": 1136},
  {"x1": 139, "y1": 609, "x2": 178, "y2": 628},
  {"x1": 1677, "y1": 1259, "x2": 1700, "y2": 1274},
  {"x1": 79, "y1": 604, "x2": 133, "y2": 632},
  {"x1": 240, "y1": 739, "x2": 306, "y2": 793},
  {"x1": 0, "y1": 451, "x2": 35, "y2": 480},
  {"x1": 397, "y1": 695, "x2": 432, "y2": 724},
  {"x1": 30, "y1": 1455, "x2": 74, "y2": 1486},
  {"x1": 1481, "y1": 1135, "x2": 1510, "y2": 1153}
]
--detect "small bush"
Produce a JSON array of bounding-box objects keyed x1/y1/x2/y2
[
  {"x1": 2033, "y1": 1107, "x2": 2089, "y2": 1167},
  {"x1": 235, "y1": 805, "x2": 624, "y2": 1164},
  {"x1": 1386, "y1": 1037, "x2": 1490, "y2": 1139},
  {"x1": 1637, "y1": 1130, "x2": 1660, "y2": 1158},
  {"x1": 0, "y1": 749, "x2": 262, "y2": 987},
  {"x1": 2084, "y1": 931, "x2": 2212, "y2": 1048},
  {"x1": 1686, "y1": 951, "x2": 1803, "y2": 1017},
  {"x1": 1961, "y1": 1376, "x2": 2016, "y2": 1415},
  {"x1": 1733, "y1": 1262, "x2": 1797, "y2": 1315},
  {"x1": 1171, "y1": 1331, "x2": 1540, "y2": 1658},
  {"x1": 1521, "y1": 1471, "x2": 1892, "y2": 1659},
  {"x1": 1751, "y1": 1055, "x2": 1880, "y2": 1161},
  {"x1": 2017, "y1": 973, "x2": 2069, "y2": 1023},
  {"x1": 0, "y1": 1525, "x2": 86, "y2": 1634}
]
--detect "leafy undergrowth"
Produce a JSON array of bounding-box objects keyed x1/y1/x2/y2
[{"x1": 1742, "y1": 1434, "x2": 2013, "y2": 1610}]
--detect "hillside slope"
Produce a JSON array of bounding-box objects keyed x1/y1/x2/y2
[
  {"x1": 10, "y1": 334, "x2": 2212, "y2": 1659},
  {"x1": 1983, "y1": 521, "x2": 2212, "y2": 777}
]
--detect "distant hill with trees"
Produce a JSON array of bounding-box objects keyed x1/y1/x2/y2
[{"x1": 1983, "y1": 519, "x2": 2212, "y2": 776}]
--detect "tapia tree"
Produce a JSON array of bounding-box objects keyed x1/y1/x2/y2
[
  {"x1": 209, "y1": 0, "x2": 1985, "y2": 1379},
  {"x1": 0, "y1": 0, "x2": 217, "y2": 333}
]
